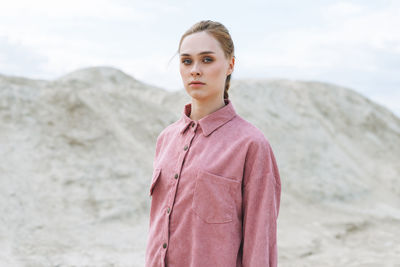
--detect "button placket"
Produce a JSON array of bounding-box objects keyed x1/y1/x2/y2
[{"x1": 163, "y1": 121, "x2": 197, "y2": 262}]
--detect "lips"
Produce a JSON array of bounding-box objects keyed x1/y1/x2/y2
[{"x1": 189, "y1": 81, "x2": 205, "y2": 85}]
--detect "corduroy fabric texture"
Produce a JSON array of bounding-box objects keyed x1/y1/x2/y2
[{"x1": 145, "y1": 98, "x2": 281, "y2": 267}]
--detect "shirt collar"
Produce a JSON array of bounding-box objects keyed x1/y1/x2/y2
[{"x1": 179, "y1": 98, "x2": 237, "y2": 137}]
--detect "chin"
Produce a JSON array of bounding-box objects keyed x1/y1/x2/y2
[{"x1": 187, "y1": 90, "x2": 208, "y2": 101}]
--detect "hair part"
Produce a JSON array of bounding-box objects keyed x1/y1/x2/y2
[{"x1": 176, "y1": 20, "x2": 235, "y2": 100}]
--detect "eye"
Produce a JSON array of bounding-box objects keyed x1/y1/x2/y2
[
  {"x1": 181, "y1": 58, "x2": 191, "y2": 65},
  {"x1": 181, "y1": 57, "x2": 213, "y2": 65},
  {"x1": 203, "y1": 57, "x2": 213, "y2": 63}
]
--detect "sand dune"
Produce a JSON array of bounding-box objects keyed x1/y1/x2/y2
[{"x1": 0, "y1": 66, "x2": 399, "y2": 266}]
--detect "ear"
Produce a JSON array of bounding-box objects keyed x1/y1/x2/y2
[{"x1": 227, "y1": 56, "x2": 235, "y2": 76}]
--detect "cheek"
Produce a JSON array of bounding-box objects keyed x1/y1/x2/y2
[
  {"x1": 179, "y1": 66, "x2": 186, "y2": 79},
  {"x1": 208, "y1": 63, "x2": 226, "y2": 80}
]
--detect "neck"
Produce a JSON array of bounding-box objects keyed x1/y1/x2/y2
[{"x1": 189, "y1": 97, "x2": 226, "y2": 121}]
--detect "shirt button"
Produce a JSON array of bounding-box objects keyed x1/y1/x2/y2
[
  {"x1": 163, "y1": 243, "x2": 167, "y2": 249},
  {"x1": 184, "y1": 145, "x2": 188, "y2": 151},
  {"x1": 174, "y1": 173, "x2": 179, "y2": 179},
  {"x1": 191, "y1": 122, "x2": 195, "y2": 127},
  {"x1": 167, "y1": 207, "x2": 170, "y2": 214}
]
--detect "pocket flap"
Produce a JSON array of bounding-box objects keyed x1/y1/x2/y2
[{"x1": 149, "y1": 168, "x2": 161, "y2": 196}]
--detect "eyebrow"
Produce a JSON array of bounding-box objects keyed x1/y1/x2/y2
[{"x1": 180, "y1": 51, "x2": 215, "y2": 57}]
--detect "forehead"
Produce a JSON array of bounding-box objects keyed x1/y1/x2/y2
[{"x1": 180, "y1": 31, "x2": 223, "y2": 56}]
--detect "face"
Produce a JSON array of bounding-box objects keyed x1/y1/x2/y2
[{"x1": 179, "y1": 31, "x2": 234, "y2": 102}]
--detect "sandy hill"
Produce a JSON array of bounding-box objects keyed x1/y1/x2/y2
[{"x1": 0, "y1": 66, "x2": 399, "y2": 266}]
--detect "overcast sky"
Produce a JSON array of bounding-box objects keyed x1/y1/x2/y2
[{"x1": 0, "y1": 0, "x2": 399, "y2": 116}]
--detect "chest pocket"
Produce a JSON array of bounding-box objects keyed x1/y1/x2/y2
[
  {"x1": 192, "y1": 169, "x2": 240, "y2": 224},
  {"x1": 149, "y1": 168, "x2": 162, "y2": 196}
]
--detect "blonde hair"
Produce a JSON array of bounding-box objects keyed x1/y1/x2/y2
[{"x1": 177, "y1": 20, "x2": 235, "y2": 100}]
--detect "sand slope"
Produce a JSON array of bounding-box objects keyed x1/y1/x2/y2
[{"x1": 0, "y1": 66, "x2": 399, "y2": 266}]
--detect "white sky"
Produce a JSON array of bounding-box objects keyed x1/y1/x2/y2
[{"x1": 0, "y1": 0, "x2": 399, "y2": 116}]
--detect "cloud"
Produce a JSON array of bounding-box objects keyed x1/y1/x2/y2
[
  {"x1": 0, "y1": 0, "x2": 184, "y2": 81},
  {"x1": 0, "y1": 0, "x2": 155, "y2": 21},
  {"x1": 241, "y1": 1, "x2": 400, "y2": 70},
  {"x1": 0, "y1": 36, "x2": 48, "y2": 78},
  {"x1": 322, "y1": 1, "x2": 365, "y2": 17}
]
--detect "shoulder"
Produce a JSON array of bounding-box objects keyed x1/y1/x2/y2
[
  {"x1": 156, "y1": 118, "x2": 181, "y2": 143},
  {"x1": 231, "y1": 114, "x2": 272, "y2": 147},
  {"x1": 229, "y1": 115, "x2": 277, "y2": 166}
]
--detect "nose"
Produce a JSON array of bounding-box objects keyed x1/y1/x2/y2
[{"x1": 190, "y1": 62, "x2": 201, "y2": 77}]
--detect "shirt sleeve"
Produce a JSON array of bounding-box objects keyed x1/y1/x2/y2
[{"x1": 241, "y1": 137, "x2": 282, "y2": 267}]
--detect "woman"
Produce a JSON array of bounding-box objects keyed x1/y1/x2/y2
[{"x1": 145, "y1": 20, "x2": 281, "y2": 267}]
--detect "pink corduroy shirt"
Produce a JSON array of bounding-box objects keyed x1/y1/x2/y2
[{"x1": 145, "y1": 98, "x2": 281, "y2": 267}]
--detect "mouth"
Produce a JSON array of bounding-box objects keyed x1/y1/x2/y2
[{"x1": 189, "y1": 81, "x2": 205, "y2": 85}]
